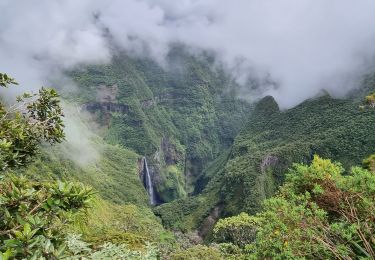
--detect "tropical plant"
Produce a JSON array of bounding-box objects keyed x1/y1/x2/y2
[
  {"x1": 0, "y1": 175, "x2": 94, "y2": 259},
  {"x1": 214, "y1": 156, "x2": 375, "y2": 259},
  {"x1": 0, "y1": 73, "x2": 92, "y2": 259},
  {"x1": 0, "y1": 73, "x2": 161, "y2": 259},
  {"x1": 0, "y1": 73, "x2": 64, "y2": 170},
  {"x1": 214, "y1": 212, "x2": 258, "y2": 247},
  {"x1": 63, "y1": 234, "x2": 158, "y2": 259}
]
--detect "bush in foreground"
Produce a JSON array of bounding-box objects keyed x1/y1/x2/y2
[{"x1": 214, "y1": 156, "x2": 375, "y2": 259}]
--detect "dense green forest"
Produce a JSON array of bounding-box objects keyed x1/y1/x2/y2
[
  {"x1": 65, "y1": 47, "x2": 251, "y2": 202},
  {"x1": 0, "y1": 46, "x2": 374, "y2": 259}
]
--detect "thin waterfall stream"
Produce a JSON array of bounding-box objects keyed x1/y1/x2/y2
[{"x1": 142, "y1": 157, "x2": 156, "y2": 205}]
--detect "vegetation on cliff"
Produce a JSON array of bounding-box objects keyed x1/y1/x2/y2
[
  {"x1": 155, "y1": 92, "x2": 375, "y2": 234},
  {"x1": 66, "y1": 47, "x2": 251, "y2": 202},
  {"x1": 1, "y1": 51, "x2": 374, "y2": 258},
  {"x1": 211, "y1": 156, "x2": 375, "y2": 259},
  {"x1": 0, "y1": 74, "x2": 163, "y2": 259}
]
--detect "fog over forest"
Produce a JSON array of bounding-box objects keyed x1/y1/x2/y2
[{"x1": 2, "y1": 0, "x2": 375, "y2": 107}]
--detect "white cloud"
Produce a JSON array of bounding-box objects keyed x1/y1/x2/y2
[{"x1": 1, "y1": 0, "x2": 375, "y2": 107}]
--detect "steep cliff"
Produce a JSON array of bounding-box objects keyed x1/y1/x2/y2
[
  {"x1": 64, "y1": 47, "x2": 252, "y2": 203},
  {"x1": 155, "y1": 90, "x2": 375, "y2": 234}
]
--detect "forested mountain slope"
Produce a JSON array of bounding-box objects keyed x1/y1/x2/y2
[
  {"x1": 64, "y1": 47, "x2": 251, "y2": 203},
  {"x1": 155, "y1": 89, "x2": 375, "y2": 235},
  {"x1": 14, "y1": 121, "x2": 171, "y2": 250},
  {"x1": 5, "y1": 47, "x2": 375, "y2": 258},
  {"x1": 6, "y1": 47, "x2": 254, "y2": 252}
]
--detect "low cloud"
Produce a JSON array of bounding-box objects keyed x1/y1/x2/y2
[
  {"x1": 56, "y1": 103, "x2": 101, "y2": 167},
  {"x1": 1, "y1": 0, "x2": 375, "y2": 108}
]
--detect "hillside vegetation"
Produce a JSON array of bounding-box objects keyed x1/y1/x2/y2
[
  {"x1": 64, "y1": 47, "x2": 251, "y2": 202},
  {"x1": 1, "y1": 53, "x2": 374, "y2": 258},
  {"x1": 155, "y1": 92, "x2": 375, "y2": 234}
]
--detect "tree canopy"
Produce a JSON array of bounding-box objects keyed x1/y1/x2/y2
[
  {"x1": 0, "y1": 73, "x2": 160, "y2": 259},
  {"x1": 0, "y1": 73, "x2": 64, "y2": 170},
  {"x1": 213, "y1": 156, "x2": 375, "y2": 259}
]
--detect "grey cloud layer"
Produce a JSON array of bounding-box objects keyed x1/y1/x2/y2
[{"x1": 1, "y1": 0, "x2": 375, "y2": 107}]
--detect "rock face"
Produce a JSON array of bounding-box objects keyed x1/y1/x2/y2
[
  {"x1": 161, "y1": 136, "x2": 182, "y2": 165},
  {"x1": 96, "y1": 84, "x2": 118, "y2": 102},
  {"x1": 82, "y1": 102, "x2": 129, "y2": 114},
  {"x1": 150, "y1": 136, "x2": 186, "y2": 203},
  {"x1": 140, "y1": 92, "x2": 182, "y2": 108},
  {"x1": 80, "y1": 84, "x2": 129, "y2": 124},
  {"x1": 136, "y1": 135, "x2": 186, "y2": 205},
  {"x1": 198, "y1": 206, "x2": 222, "y2": 238},
  {"x1": 140, "y1": 98, "x2": 156, "y2": 108},
  {"x1": 260, "y1": 155, "x2": 280, "y2": 174}
]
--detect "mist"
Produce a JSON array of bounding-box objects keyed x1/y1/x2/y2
[
  {"x1": 2, "y1": 0, "x2": 375, "y2": 108},
  {"x1": 56, "y1": 103, "x2": 101, "y2": 167}
]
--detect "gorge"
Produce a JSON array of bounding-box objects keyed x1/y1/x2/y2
[
  {"x1": 2, "y1": 46, "x2": 374, "y2": 260},
  {"x1": 1, "y1": 1, "x2": 375, "y2": 258}
]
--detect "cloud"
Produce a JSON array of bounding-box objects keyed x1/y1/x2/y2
[
  {"x1": 1, "y1": 0, "x2": 375, "y2": 108},
  {"x1": 0, "y1": 0, "x2": 109, "y2": 92},
  {"x1": 57, "y1": 103, "x2": 101, "y2": 167},
  {"x1": 148, "y1": 0, "x2": 375, "y2": 107}
]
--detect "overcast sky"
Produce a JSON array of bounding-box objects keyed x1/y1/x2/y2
[{"x1": 1, "y1": 0, "x2": 375, "y2": 107}]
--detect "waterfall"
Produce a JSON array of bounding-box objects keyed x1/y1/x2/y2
[{"x1": 142, "y1": 157, "x2": 156, "y2": 205}]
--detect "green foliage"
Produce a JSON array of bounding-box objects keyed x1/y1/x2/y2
[
  {"x1": 0, "y1": 74, "x2": 64, "y2": 170},
  {"x1": 363, "y1": 154, "x2": 375, "y2": 173},
  {"x1": 22, "y1": 142, "x2": 149, "y2": 206},
  {"x1": 0, "y1": 174, "x2": 94, "y2": 259},
  {"x1": 156, "y1": 194, "x2": 220, "y2": 235},
  {"x1": 0, "y1": 74, "x2": 159, "y2": 258},
  {"x1": 171, "y1": 245, "x2": 222, "y2": 260},
  {"x1": 213, "y1": 156, "x2": 375, "y2": 259},
  {"x1": 214, "y1": 213, "x2": 258, "y2": 247},
  {"x1": 63, "y1": 234, "x2": 158, "y2": 260},
  {"x1": 252, "y1": 95, "x2": 279, "y2": 116},
  {"x1": 157, "y1": 94, "x2": 375, "y2": 233},
  {"x1": 66, "y1": 48, "x2": 251, "y2": 200},
  {"x1": 156, "y1": 165, "x2": 187, "y2": 202},
  {"x1": 154, "y1": 150, "x2": 229, "y2": 231},
  {"x1": 216, "y1": 243, "x2": 245, "y2": 260},
  {"x1": 17, "y1": 136, "x2": 173, "y2": 252},
  {"x1": 20, "y1": 87, "x2": 65, "y2": 143},
  {"x1": 0, "y1": 73, "x2": 171, "y2": 258},
  {"x1": 80, "y1": 199, "x2": 170, "y2": 247},
  {"x1": 221, "y1": 95, "x2": 375, "y2": 216},
  {"x1": 0, "y1": 73, "x2": 18, "y2": 87},
  {"x1": 154, "y1": 197, "x2": 204, "y2": 231}
]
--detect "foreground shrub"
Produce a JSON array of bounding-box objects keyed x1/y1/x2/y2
[
  {"x1": 64, "y1": 234, "x2": 158, "y2": 259},
  {"x1": 214, "y1": 156, "x2": 375, "y2": 259},
  {"x1": 171, "y1": 245, "x2": 222, "y2": 260},
  {"x1": 0, "y1": 175, "x2": 94, "y2": 259}
]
